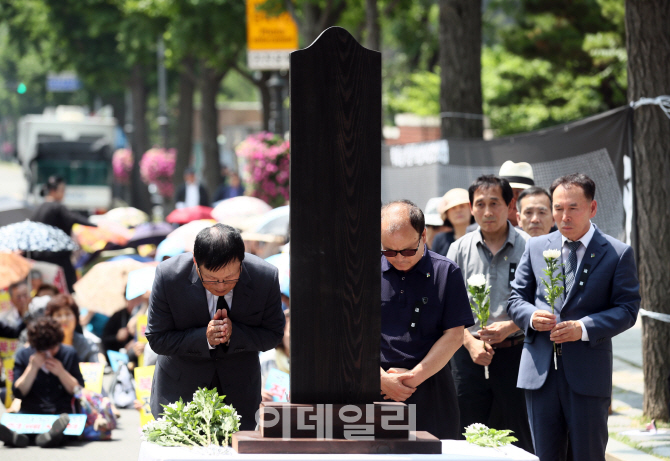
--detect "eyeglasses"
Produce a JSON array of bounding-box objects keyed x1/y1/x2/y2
[
  {"x1": 381, "y1": 238, "x2": 421, "y2": 258},
  {"x1": 197, "y1": 265, "x2": 241, "y2": 286}
]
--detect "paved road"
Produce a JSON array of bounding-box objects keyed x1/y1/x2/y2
[
  {"x1": 0, "y1": 161, "x2": 28, "y2": 201},
  {"x1": 0, "y1": 372, "x2": 143, "y2": 460}
]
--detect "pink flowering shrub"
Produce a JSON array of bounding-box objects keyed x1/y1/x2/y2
[
  {"x1": 236, "y1": 132, "x2": 290, "y2": 207},
  {"x1": 139, "y1": 147, "x2": 176, "y2": 197},
  {"x1": 112, "y1": 148, "x2": 133, "y2": 184}
]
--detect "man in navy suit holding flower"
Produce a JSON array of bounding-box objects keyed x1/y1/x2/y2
[{"x1": 508, "y1": 173, "x2": 640, "y2": 461}]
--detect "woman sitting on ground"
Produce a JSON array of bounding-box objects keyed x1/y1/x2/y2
[{"x1": 7, "y1": 317, "x2": 85, "y2": 447}]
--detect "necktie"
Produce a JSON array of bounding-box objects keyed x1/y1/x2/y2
[
  {"x1": 216, "y1": 294, "x2": 229, "y2": 317},
  {"x1": 211, "y1": 295, "x2": 230, "y2": 355},
  {"x1": 564, "y1": 240, "x2": 581, "y2": 293}
]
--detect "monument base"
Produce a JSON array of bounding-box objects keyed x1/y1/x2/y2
[
  {"x1": 232, "y1": 430, "x2": 442, "y2": 454},
  {"x1": 259, "y1": 402, "x2": 411, "y2": 439}
]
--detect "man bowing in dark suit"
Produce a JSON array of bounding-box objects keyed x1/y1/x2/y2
[
  {"x1": 507, "y1": 173, "x2": 640, "y2": 461},
  {"x1": 146, "y1": 223, "x2": 285, "y2": 430}
]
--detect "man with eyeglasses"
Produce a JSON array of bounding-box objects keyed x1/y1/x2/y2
[
  {"x1": 146, "y1": 223, "x2": 285, "y2": 430},
  {"x1": 380, "y1": 200, "x2": 473, "y2": 439}
]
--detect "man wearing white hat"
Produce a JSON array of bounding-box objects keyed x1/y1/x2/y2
[{"x1": 499, "y1": 161, "x2": 535, "y2": 227}]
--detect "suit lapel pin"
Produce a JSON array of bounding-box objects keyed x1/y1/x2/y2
[
  {"x1": 426, "y1": 272, "x2": 430, "y2": 278},
  {"x1": 504, "y1": 256, "x2": 508, "y2": 261},
  {"x1": 591, "y1": 253, "x2": 595, "y2": 258}
]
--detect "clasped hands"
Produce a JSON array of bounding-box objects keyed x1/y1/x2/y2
[
  {"x1": 467, "y1": 320, "x2": 519, "y2": 366},
  {"x1": 531, "y1": 311, "x2": 582, "y2": 343},
  {"x1": 207, "y1": 308, "x2": 232, "y2": 346},
  {"x1": 30, "y1": 352, "x2": 66, "y2": 376},
  {"x1": 380, "y1": 367, "x2": 419, "y2": 402}
]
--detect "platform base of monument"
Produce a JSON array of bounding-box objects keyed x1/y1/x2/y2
[
  {"x1": 232, "y1": 430, "x2": 442, "y2": 454},
  {"x1": 259, "y1": 402, "x2": 412, "y2": 439}
]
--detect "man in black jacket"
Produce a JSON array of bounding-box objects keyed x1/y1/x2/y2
[{"x1": 146, "y1": 224, "x2": 285, "y2": 429}]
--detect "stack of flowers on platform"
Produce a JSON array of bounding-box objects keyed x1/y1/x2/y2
[
  {"x1": 112, "y1": 148, "x2": 133, "y2": 185},
  {"x1": 142, "y1": 388, "x2": 240, "y2": 449},
  {"x1": 236, "y1": 132, "x2": 290, "y2": 208},
  {"x1": 139, "y1": 147, "x2": 176, "y2": 198}
]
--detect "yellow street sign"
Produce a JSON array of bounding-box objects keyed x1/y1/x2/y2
[{"x1": 247, "y1": 0, "x2": 298, "y2": 70}]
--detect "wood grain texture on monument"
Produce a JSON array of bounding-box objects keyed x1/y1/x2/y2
[{"x1": 290, "y1": 27, "x2": 382, "y2": 404}]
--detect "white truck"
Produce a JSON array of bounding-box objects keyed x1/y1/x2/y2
[{"x1": 17, "y1": 106, "x2": 117, "y2": 213}]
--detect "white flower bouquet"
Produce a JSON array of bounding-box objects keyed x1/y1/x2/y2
[
  {"x1": 467, "y1": 273, "x2": 491, "y2": 379},
  {"x1": 541, "y1": 249, "x2": 565, "y2": 370},
  {"x1": 142, "y1": 388, "x2": 240, "y2": 448}
]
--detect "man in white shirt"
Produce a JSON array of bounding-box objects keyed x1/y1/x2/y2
[{"x1": 174, "y1": 167, "x2": 210, "y2": 208}]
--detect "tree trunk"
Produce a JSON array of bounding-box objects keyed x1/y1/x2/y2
[
  {"x1": 626, "y1": 0, "x2": 670, "y2": 422},
  {"x1": 438, "y1": 0, "x2": 483, "y2": 139},
  {"x1": 365, "y1": 0, "x2": 380, "y2": 51},
  {"x1": 175, "y1": 57, "x2": 196, "y2": 190},
  {"x1": 129, "y1": 63, "x2": 153, "y2": 214},
  {"x1": 199, "y1": 63, "x2": 226, "y2": 199}
]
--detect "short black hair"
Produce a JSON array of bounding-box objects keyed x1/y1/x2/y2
[
  {"x1": 41, "y1": 175, "x2": 65, "y2": 197},
  {"x1": 381, "y1": 200, "x2": 425, "y2": 235},
  {"x1": 193, "y1": 223, "x2": 245, "y2": 271},
  {"x1": 517, "y1": 186, "x2": 552, "y2": 212},
  {"x1": 27, "y1": 317, "x2": 64, "y2": 351},
  {"x1": 550, "y1": 173, "x2": 596, "y2": 201},
  {"x1": 468, "y1": 175, "x2": 513, "y2": 206}
]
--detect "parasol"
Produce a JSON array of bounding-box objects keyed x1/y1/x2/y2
[{"x1": 166, "y1": 206, "x2": 214, "y2": 225}]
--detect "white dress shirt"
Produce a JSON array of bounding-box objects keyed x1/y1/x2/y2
[
  {"x1": 205, "y1": 289, "x2": 234, "y2": 349},
  {"x1": 184, "y1": 183, "x2": 200, "y2": 208},
  {"x1": 561, "y1": 222, "x2": 596, "y2": 341}
]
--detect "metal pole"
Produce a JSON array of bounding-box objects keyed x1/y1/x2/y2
[
  {"x1": 268, "y1": 72, "x2": 285, "y2": 135},
  {"x1": 157, "y1": 36, "x2": 169, "y2": 148}
]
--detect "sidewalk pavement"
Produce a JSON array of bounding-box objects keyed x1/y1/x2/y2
[{"x1": 607, "y1": 318, "x2": 669, "y2": 461}]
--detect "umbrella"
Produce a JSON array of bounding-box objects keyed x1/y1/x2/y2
[
  {"x1": 0, "y1": 221, "x2": 77, "y2": 253},
  {"x1": 211, "y1": 196, "x2": 272, "y2": 231},
  {"x1": 125, "y1": 266, "x2": 157, "y2": 300},
  {"x1": 126, "y1": 222, "x2": 175, "y2": 247},
  {"x1": 166, "y1": 206, "x2": 214, "y2": 225},
  {"x1": 265, "y1": 251, "x2": 290, "y2": 297},
  {"x1": 0, "y1": 253, "x2": 32, "y2": 290},
  {"x1": 241, "y1": 206, "x2": 289, "y2": 243},
  {"x1": 164, "y1": 219, "x2": 216, "y2": 253},
  {"x1": 90, "y1": 207, "x2": 149, "y2": 228},
  {"x1": 73, "y1": 259, "x2": 154, "y2": 316},
  {"x1": 255, "y1": 206, "x2": 289, "y2": 236},
  {"x1": 72, "y1": 223, "x2": 132, "y2": 253},
  {"x1": 155, "y1": 238, "x2": 185, "y2": 261}
]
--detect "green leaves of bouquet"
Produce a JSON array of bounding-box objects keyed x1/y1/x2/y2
[
  {"x1": 464, "y1": 423, "x2": 518, "y2": 448},
  {"x1": 142, "y1": 388, "x2": 240, "y2": 448}
]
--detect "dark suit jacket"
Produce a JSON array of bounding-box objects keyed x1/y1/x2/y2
[
  {"x1": 507, "y1": 226, "x2": 640, "y2": 398},
  {"x1": 146, "y1": 252, "x2": 285, "y2": 420},
  {"x1": 174, "y1": 183, "x2": 210, "y2": 207}
]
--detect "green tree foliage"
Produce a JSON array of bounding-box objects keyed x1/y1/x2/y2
[{"x1": 483, "y1": 0, "x2": 627, "y2": 135}]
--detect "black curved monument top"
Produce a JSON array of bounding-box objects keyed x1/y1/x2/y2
[{"x1": 290, "y1": 27, "x2": 382, "y2": 404}]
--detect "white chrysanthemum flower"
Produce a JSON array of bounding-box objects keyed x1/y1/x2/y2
[
  {"x1": 466, "y1": 423, "x2": 489, "y2": 432},
  {"x1": 467, "y1": 273, "x2": 486, "y2": 288},
  {"x1": 543, "y1": 249, "x2": 561, "y2": 260}
]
